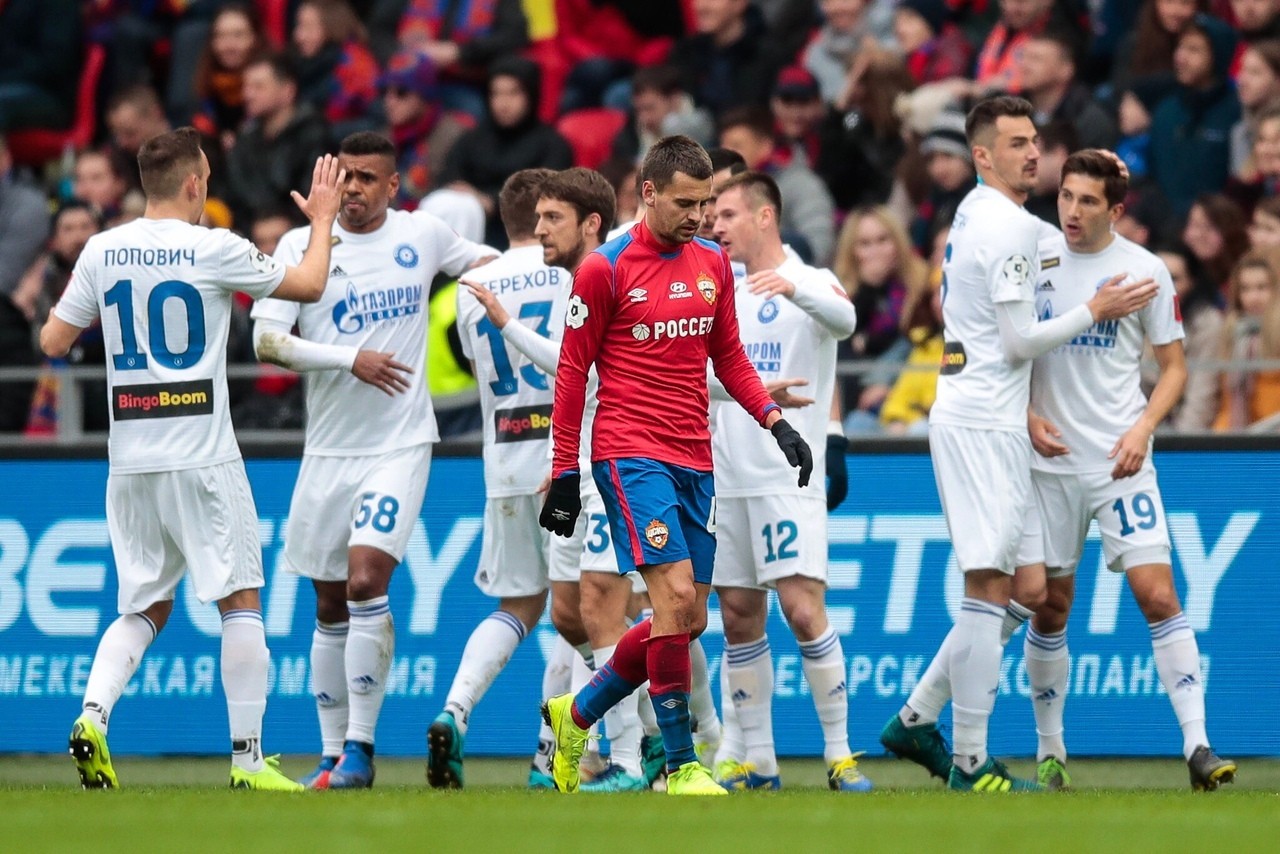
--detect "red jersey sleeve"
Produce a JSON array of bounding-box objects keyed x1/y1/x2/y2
[
  {"x1": 551, "y1": 251, "x2": 613, "y2": 478},
  {"x1": 707, "y1": 249, "x2": 780, "y2": 426}
]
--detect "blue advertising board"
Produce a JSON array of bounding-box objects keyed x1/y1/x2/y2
[{"x1": 0, "y1": 451, "x2": 1275, "y2": 758}]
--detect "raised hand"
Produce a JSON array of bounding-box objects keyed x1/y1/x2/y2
[{"x1": 291, "y1": 154, "x2": 346, "y2": 224}]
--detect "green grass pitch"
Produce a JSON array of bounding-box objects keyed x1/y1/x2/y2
[{"x1": 3, "y1": 756, "x2": 1279, "y2": 853}]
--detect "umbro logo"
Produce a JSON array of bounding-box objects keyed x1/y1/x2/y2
[
  {"x1": 1037, "y1": 280, "x2": 1055, "y2": 291},
  {"x1": 329, "y1": 264, "x2": 347, "y2": 278},
  {"x1": 628, "y1": 287, "x2": 648, "y2": 303},
  {"x1": 660, "y1": 698, "x2": 684, "y2": 710}
]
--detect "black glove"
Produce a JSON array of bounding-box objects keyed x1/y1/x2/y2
[
  {"x1": 770, "y1": 419, "x2": 813, "y2": 487},
  {"x1": 539, "y1": 473, "x2": 582, "y2": 537},
  {"x1": 826, "y1": 432, "x2": 849, "y2": 511}
]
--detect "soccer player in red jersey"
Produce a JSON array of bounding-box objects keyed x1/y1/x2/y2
[{"x1": 539, "y1": 137, "x2": 813, "y2": 795}]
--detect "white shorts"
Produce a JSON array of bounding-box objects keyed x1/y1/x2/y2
[
  {"x1": 712, "y1": 494, "x2": 827, "y2": 589},
  {"x1": 547, "y1": 486, "x2": 633, "y2": 585},
  {"x1": 476, "y1": 494, "x2": 550, "y2": 597},
  {"x1": 930, "y1": 424, "x2": 1032, "y2": 574},
  {"x1": 1032, "y1": 463, "x2": 1172, "y2": 574},
  {"x1": 282, "y1": 444, "x2": 432, "y2": 582},
  {"x1": 1016, "y1": 498, "x2": 1046, "y2": 569},
  {"x1": 106, "y1": 459, "x2": 264, "y2": 614}
]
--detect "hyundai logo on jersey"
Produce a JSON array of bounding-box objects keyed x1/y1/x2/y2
[
  {"x1": 394, "y1": 244, "x2": 419, "y2": 268},
  {"x1": 332, "y1": 283, "x2": 424, "y2": 334}
]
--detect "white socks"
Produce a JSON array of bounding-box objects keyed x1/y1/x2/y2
[
  {"x1": 724, "y1": 636, "x2": 776, "y2": 776},
  {"x1": 445, "y1": 610, "x2": 527, "y2": 735},
  {"x1": 1001, "y1": 599, "x2": 1034, "y2": 645},
  {"x1": 345, "y1": 597, "x2": 394, "y2": 745},
  {"x1": 901, "y1": 631, "x2": 955, "y2": 727},
  {"x1": 949, "y1": 599, "x2": 1005, "y2": 774},
  {"x1": 1150, "y1": 613, "x2": 1208, "y2": 760},
  {"x1": 82, "y1": 613, "x2": 157, "y2": 734},
  {"x1": 689, "y1": 638, "x2": 722, "y2": 750},
  {"x1": 1024, "y1": 625, "x2": 1069, "y2": 762},
  {"x1": 716, "y1": 660, "x2": 744, "y2": 765},
  {"x1": 799, "y1": 627, "x2": 851, "y2": 763},
  {"x1": 535, "y1": 636, "x2": 576, "y2": 775},
  {"x1": 311, "y1": 620, "x2": 349, "y2": 757},
  {"x1": 222, "y1": 609, "x2": 268, "y2": 772}
]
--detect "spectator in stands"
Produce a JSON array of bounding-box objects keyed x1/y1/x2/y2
[
  {"x1": 1232, "y1": 0, "x2": 1280, "y2": 44},
  {"x1": 292, "y1": 0, "x2": 381, "y2": 137},
  {"x1": 671, "y1": 0, "x2": 810, "y2": 115},
  {"x1": 1214, "y1": 248, "x2": 1280, "y2": 430},
  {"x1": 879, "y1": 228, "x2": 946, "y2": 435},
  {"x1": 106, "y1": 85, "x2": 173, "y2": 190},
  {"x1": 973, "y1": 0, "x2": 1082, "y2": 96},
  {"x1": 1111, "y1": 0, "x2": 1208, "y2": 95},
  {"x1": 436, "y1": 56, "x2": 573, "y2": 247},
  {"x1": 804, "y1": 0, "x2": 876, "y2": 105},
  {"x1": 1144, "y1": 242, "x2": 1224, "y2": 430},
  {"x1": 719, "y1": 106, "x2": 838, "y2": 263},
  {"x1": 612, "y1": 65, "x2": 714, "y2": 166},
  {"x1": 1248, "y1": 195, "x2": 1280, "y2": 248},
  {"x1": 1148, "y1": 14, "x2": 1241, "y2": 216},
  {"x1": 1230, "y1": 103, "x2": 1280, "y2": 213},
  {"x1": 1025, "y1": 120, "x2": 1079, "y2": 228},
  {"x1": 909, "y1": 106, "x2": 974, "y2": 251},
  {"x1": 0, "y1": 135, "x2": 51, "y2": 432},
  {"x1": 397, "y1": 0, "x2": 529, "y2": 119},
  {"x1": 1183, "y1": 192, "x2": 1250, "y2": 290},
  {"x1": 600, "y1": 155, "x2": 641, "y2": 228},
  {"x1": 820, "y1": 54, "x2": 915, "y2": 210},
  {"x1": 249, "y1": 205, "x2": 303, "y2": 257},
  {"x1": 893, "y1": 0, "x2": 974, "y2": 86},
  {"x1": 1116, "y1": 185, "x2": 1175, "y2": 246},
  {"x1": 0, "y1": 0, "x2": 82, "y2": 132},
  {"x1": 833, "y1": 204, "x2": 929, "y2": 433},
  {"x1": 224, "y1": 53, "x2": 329, "y2": 230},
  {"x1": 380, "y1": 51, "x2": 470, "y2": 209},
  {"x1": 1019, "y1": 29, "x2": 1119, "y2": 150},
  {"x1": 1115, "y1": 76, "x2": 1177, "y2": 183},
  {"x1": 72, "y1": 149, "x2": 135, "y2": 226},
  {"x1": 191, "y1": 3, "x2": 268, "y2": 147},
  {"x1": 1231, "y1": 40, "x2": 1280, "y2": 181}
]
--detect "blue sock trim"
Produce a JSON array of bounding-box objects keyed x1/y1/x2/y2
[
  {"x1": 650, "y1": 689, "x2": 695, "y2": 771},
  {"x1": 960, "y1": 598, "x2": 1006, "y2": 620},
  {"x1": 574, "y1": 663, "x2": 640, "y2": 726},
  {"x1": 798, "y1": 627, "x2": 839, "y2": 660},
  {"x1": 348, "y1": 596, "x2": 391, "y2": 618},
  {"x1": 724, "y1": 637, "x2": 771, "y2": 666},
  {"x1": 488, "y1": 610, "x2": 527, "y2": 642},
  {"x1": 135, "y1": 612, "x2": 159, "y2": 640},
  {"x1": 1149, "y1": 612, "x2": 1191, "y2": 641},
  {"x1": 221, "y1": 609, "x2": 263, "y2": 626},
  {"x1": 315, "y1": 619, "x2": 350, "y2": 637},
  {"x1": 1025, "y1": 626, "x2": 1067, "y2": 652}
]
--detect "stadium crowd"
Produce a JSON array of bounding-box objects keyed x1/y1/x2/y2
[{"x1": 4, "y1": 0, "x2": 1280, "y2": 437}]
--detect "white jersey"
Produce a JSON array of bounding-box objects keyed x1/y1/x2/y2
[
  {"x1": 457, "y1": 244, "x2": 570, "y2": 496},
  {"x1": 252, "y1": 209, "x2": 491, "y2": 456},
  {"x1": 931, "y1": 184, "x2": 1046, "y2": 432},
  {"x1": 1031, "y1": 233, "x2": 1183, "y2": 473},
  {"x1": 712, "y1": 255, "x2": 855, "y2": 497},
  {"x1": 54, "y1": 218, "x2": 285, "y2": 474}
]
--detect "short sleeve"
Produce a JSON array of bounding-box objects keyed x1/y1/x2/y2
[
  {"x1": 217, "y1": 230, "x2": 287, "y2": 299},
  {"x1": 1142, "y1": 258, "x2": 1185, "y2": 346},
  {"x1": 455, "y1": 285, "x2": 480, "y2": 360},
  {"x1": 988, "y1": 219, "x2": 1039, "y2": 304},
  {"x1": 52, "y1": 251, "x2": 100, "y2": 329},
  {"x1": 413, "y1": 209, "x2": 494, "y2": 277},
  {"x1": 249, "y1": 232, "x2": 305, "y2": 326}
]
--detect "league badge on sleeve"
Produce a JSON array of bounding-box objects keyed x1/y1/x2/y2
[
  {"x1": 1001, "y1": 255, "x2": 1032, "y2": 288},
  {"x1": 696, "y1": 273, "x2": 717, "y2": 305},
  {"x1": 565, "y1": 294, "x2": 589, "y2": 329}
]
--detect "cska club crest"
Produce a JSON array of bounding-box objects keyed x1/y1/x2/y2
[
  {"x1": 645, "y1": 519, "x2": 670, "y2": 549},
  {"x1": 696, "y1": 273, "x2": 717, "y2": 305}
]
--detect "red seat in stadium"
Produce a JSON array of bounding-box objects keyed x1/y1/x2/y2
[
  {"x1": 6, "y1": 44, "x2": 107, "y2": 168},
  {"x1": 556, "y1": 107, "x2": 628, "y2": 170}
]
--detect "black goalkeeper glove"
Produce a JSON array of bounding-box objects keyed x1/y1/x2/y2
[
  {"x1": 539, "y1": 473, "x2": 582, "y2": 537},
  {"x1": 770, "y1": 418, "x2": 813, "y2": 488},
  {"x1": 826, "y1": 431, "x2": 849, "y2": 511}
]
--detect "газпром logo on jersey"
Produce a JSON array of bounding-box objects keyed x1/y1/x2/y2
[
  {"x1": 332, "y1": 283, "x2": 423, "y2": 334},
  {"x1": 113, "y1": 380, "x2": 214, "y2": 420},
  {"x1": 494, "y1": 404, "x2": 551, "y2": 443}
]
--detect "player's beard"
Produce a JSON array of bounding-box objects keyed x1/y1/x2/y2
[{"x1": 547, "y1": 236, "x2": 585, "y2": 271}]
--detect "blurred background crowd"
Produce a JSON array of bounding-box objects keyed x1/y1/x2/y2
[{"x1": 3, "y1": 0, "x2": 1280, "y2": 440}]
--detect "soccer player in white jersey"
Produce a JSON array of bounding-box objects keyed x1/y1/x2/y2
[
  {"x1": 463, "y1": 169, "x2": 664, "y2": 791},
  {"x1": 425, "y1": 168, "x2": 571, "y2": 788},
  {"x1": 706, "y1": 171, "x2": 869, "y2": 792},
  {"x1": 1015, "y1": 150, "x2": 1237, "y2": 791},
  {"x1": 250, "y1": 132, "x2": 496, "y2": 789},
  {"x1": 40, "y1": 128, "x2": 343, "y2": 790},
  {"x1": 877, "y1": 97, "x2": 1159, "y2": 792}
]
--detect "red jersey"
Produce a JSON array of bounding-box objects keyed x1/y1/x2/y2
[{"x1": 551, "y1": 219, "x2": 779, "y2": 477}]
